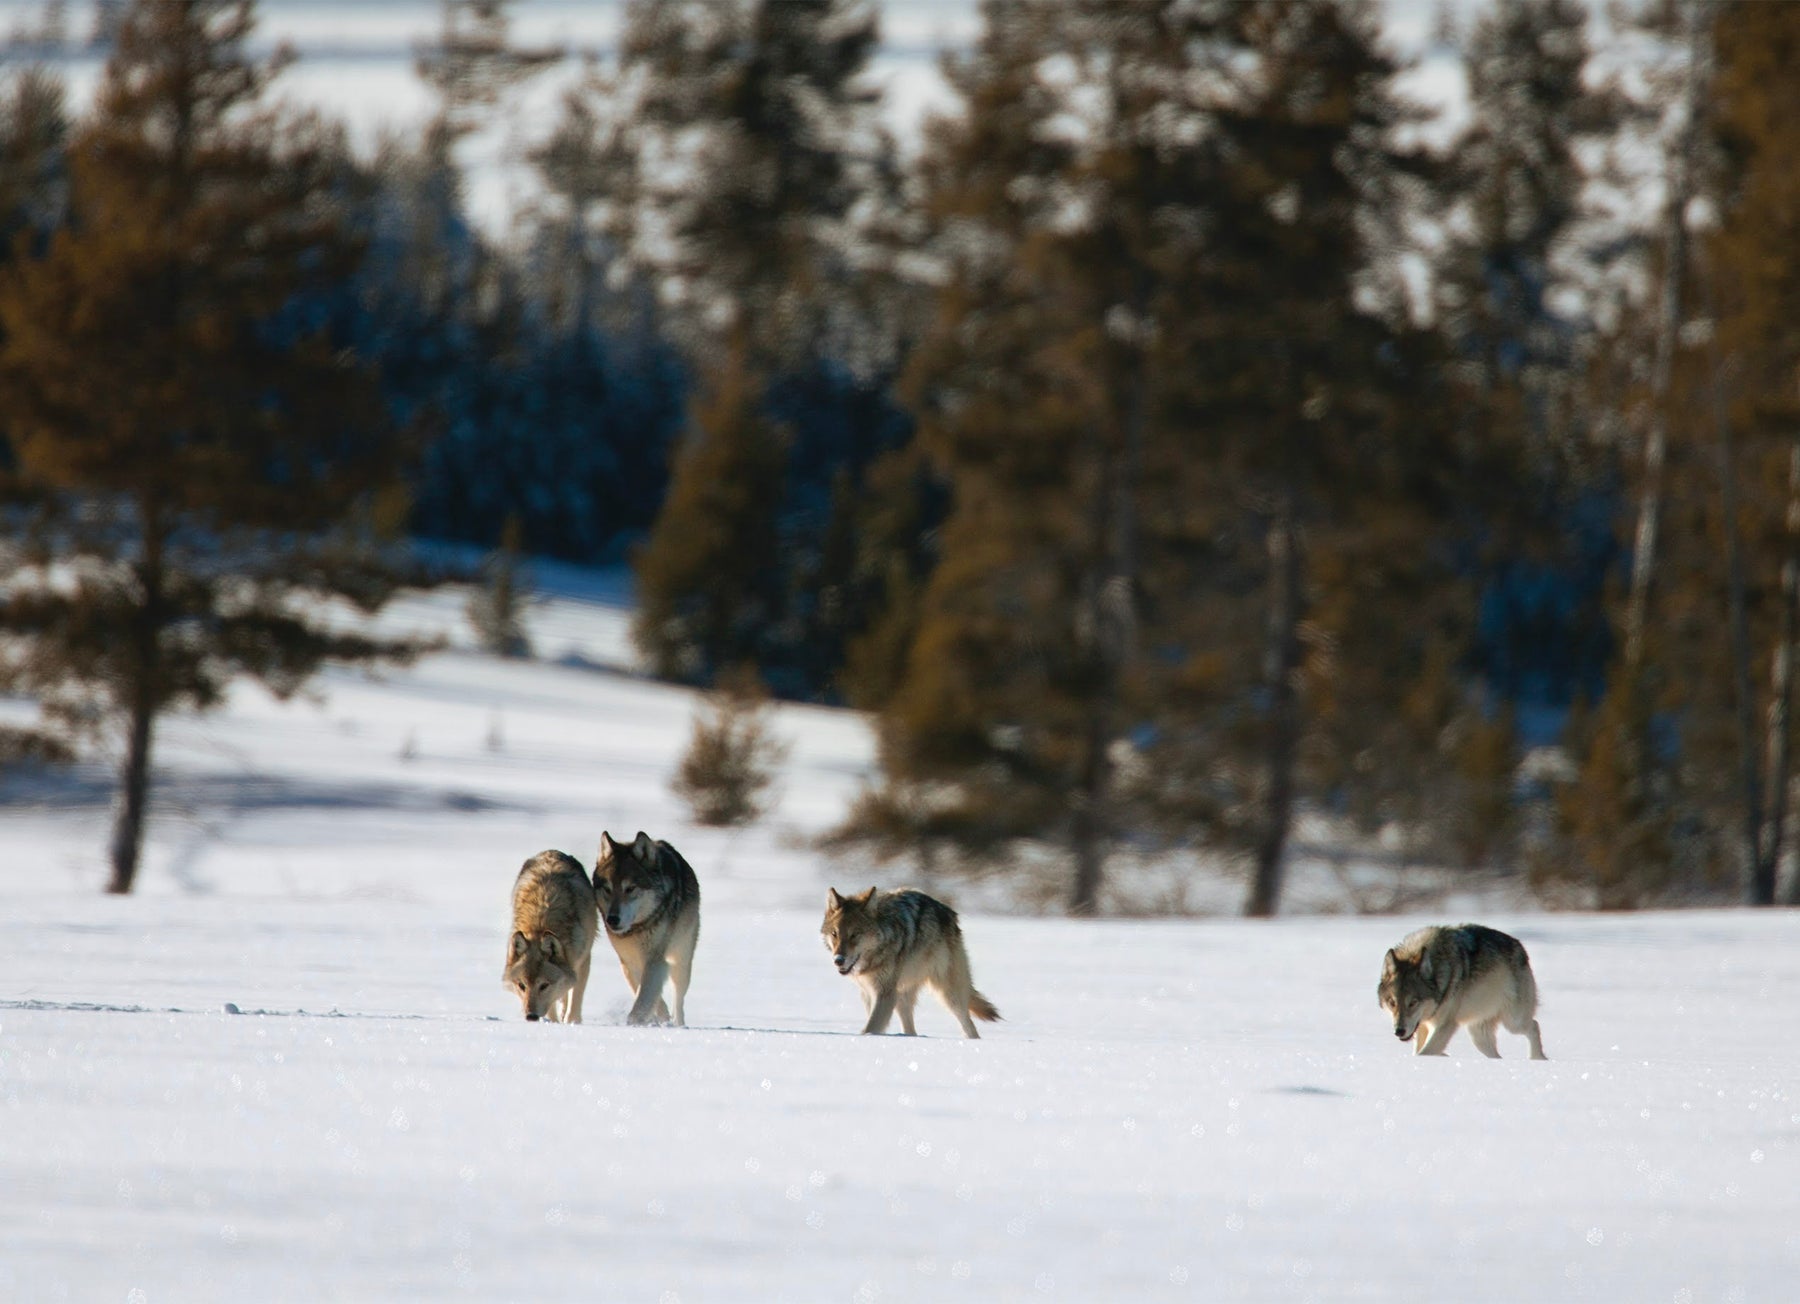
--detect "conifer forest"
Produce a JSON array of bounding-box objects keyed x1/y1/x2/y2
[{"x1": 4, "y1": 0, "x2": 1800, "y2": 917}]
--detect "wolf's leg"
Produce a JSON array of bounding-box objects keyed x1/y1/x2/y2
[
  {"x1": 862, "y1": 986, "x2": 898, "y2": 1035},
  {"x1": 896, "y1": 988, "x2": 918, "y2": 1036},
  {"x1": 1468, "y1": 1018, "x2": 1501, "y2": 1058},
  {"x1": 618, "y1": 954, "x2": 667, "y2": 1021},
  {"x1": 1499, "y1": 1002, "x2": 1547, "y2": 1059},
  {"x1": 567, "y1": 951, "x2": 590, "y2": 1024},
  {"x1": 1416, "y1": 1014, "x2": 1460, "y2": 1056},
  {"x1": 667, "y1": 946, "x2": 692, "y2": 1028},
  {"x1": 1522, "y1": 1019, "x2": 1547, "y2": 1060},
  {"x1": 932, "y1": 979, "x2": 980, "y2": 1038},
  {"x1": 628, "y1": 956, "x2": 671, "y2": 1025}
]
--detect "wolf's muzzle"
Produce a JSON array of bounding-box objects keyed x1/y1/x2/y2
[
  {"x1": 833, "y1": 955, "x2": 851, "y2": 974},
  {"x1": 526, "y1": 1012, "x2": 540, "y2": 1022}
]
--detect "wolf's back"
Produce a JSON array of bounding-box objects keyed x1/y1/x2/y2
[
  {"x1": 513, "y1": 850, "x2": 598, "y2": 940},
  {"x1": 653, "y1": 839, "x2": 701, "y2": 906},
  {"x1": 874, "y1": 888, "x2": 959, "y2": 947}
]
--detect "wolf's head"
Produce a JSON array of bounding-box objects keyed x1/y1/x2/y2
[
  {"x1": 593, "y1": 831, "x2": 665, "y2": 934},
  {"x1": 1378, "y1": 946, "x2": 1441, "y2": 1042},
  {"x1": 821, "y1": 886, "x2": 878, "y2": 976},
  {"x1": 504, "y1": 931, "x2": 576, "y2": 1021}
]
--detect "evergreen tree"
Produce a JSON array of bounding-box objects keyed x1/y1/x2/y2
[
  {"x1": 670, "y1": 665, "x2": 789, "y2": 826},
  {"x1": 0, "y1": 0, "x2": 428, "y2": 893},
  {"x1": 616, "y1": 0, "x2": 882, "y2": 359},
  {"x1": 634, "y1": 344, "x2": 788, "y2": 681},
  {"x1": 466, "y1": 514, "x2": 531, "y2": 657},
  {"x1": 848, "y1": 0, "x2": 1466, "y2": 916},
  {"x1": 1698, "y1": 0, "x2": 1800, "y2": 903},
  {"x1": 1417, "y1": 0, "x2": 1618, "y2": 881},
  {"x1": 524, "y1": 62, "x2": 643, "y2": 336},
  {"x1": 1144, "y1": 0, "x2": 1462, "y2": 916},
  {"x1": 1549, "y1": 0, "x2": 1723, "y2": 907},
  {"x1": 622, "y1": 0, "x2": 899, "y2": 693},
  {"x1": 849, "y1": 1, "x2": 1235, "y2": 910},
  {"x1": 0, "y1": 59, "x2": 65, "y2": 250},
  {"x1": 414, "y1": 0, "x2": 558, "y2": 142},
  {"x1": 0, "y1": 57, "x2": 71, "y2": 770}
]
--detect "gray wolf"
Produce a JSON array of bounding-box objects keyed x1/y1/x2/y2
[
  {"x1": 592, "y1": 831, "x2": 701, "y2": 1026},
  {"x1": 505, "y1": 850, "x2": 598, "y2": 1023},
  {"x1": 1378, "y1": 924, "x2": 1547, "y2": 1059},
  {"x1": 821, "y1": 886, "x2": 1001, "y2": 1039}
]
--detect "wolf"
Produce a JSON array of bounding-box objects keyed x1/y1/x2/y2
[
  {"x1": 592, "y1": 830, "x2": 701, "y2": 1026},
  {"x1": 1378, "y1": 923, "x2": 1547, "y2": 1059},
  {"x1": 504, "y1": 850, "x2": 598, "y2": 1023},
  {"x1": 821, "y1": 886, "x2": 1001, "y2": 1039}
]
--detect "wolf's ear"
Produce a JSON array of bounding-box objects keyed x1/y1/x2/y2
[
  {"x1": 1417, "y1": 949, "x2": 1433, "y2": 986},
  {"x1": 511, "y1": 931, "x2": 528, "y2": 957},
  {"x1": 542, "y1": 935, "x2": 560, "y2": 962},
  {"x1": 1381, "y1": 948, "x2": 1398, "y2": 978},
  {"x1": 598, "y1": 831, "x2": 618, "y2": 863},
  {"x1": 826, "y1": 888, "x2": 842, "y2": 910},
  {"x1": 858, "y1": 886, "x2": 878, "y2": 903},
  {"x1": 632, "y1": 831, "x2": 658, "y2": 865}
]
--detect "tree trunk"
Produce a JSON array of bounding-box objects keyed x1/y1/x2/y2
[
  {"x1": 1769, "y1": 438, "x2": 1800, "y2": 905},
  {"x1": 1622, "y1": 216, "x2": 1687, "y2": 678},
  {"x1": 1705, "y1": 273, "x2": 1767, "y2": 901},
  {"x1": 106, "y1": 512, "x2": 164, "y2": 895},
  {"x1": 1622, "y1": 3, "x2": 1705, "y2": 680},
  {"x1": 106, "y1": 687, "x2": 156, "y2": 895},
  {"x1": 1066, "y1": 319, "x2": 1150, "y2": 917},
  {"x1": 1246, "y1": 487, "x2": 1303, "y2": 918},
  {"x1": 1068, "y1": 752, "x2": 1106, "y2": 917}
]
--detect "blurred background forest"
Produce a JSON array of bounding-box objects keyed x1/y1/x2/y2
[{"x1": 2, "y1": 0, "x2": 1799, "y2": 917}]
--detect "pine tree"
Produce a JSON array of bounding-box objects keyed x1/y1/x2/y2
[
  {"x1": 1421, "y1": 0, "x2": 1616, "y2": 886},
  {"x1": 1176, "y1": 0, "x2": 1455, "y2": 917},
  {"x1": 414, "y1": 0, "x2": 558, "y2": 142},
  {"x1": 1549, "y1": 0, "x2": 1726, "y2": 908},
  {"x1": 1703, "y1": 0, "x2": 1800, "y2": 903},
  {"x1": 0, "y1": 60, "x2": 66, "y2": 249},
  {"x1": 670, "y1": 665, "x2": 789, "y2": 826},
  {"x1": 466, "y1": 514, "x2": 531, "y2": 657},
  {"x1": 633, "y1": 343, "x2": 788, "y2": 681},
  {"x1": 617, "y1": 0, "x2": 882, "y2": 360},
  {"x1": 837, "y1": 0, "x2": 1465, "y2": 917},
  {"x1": 402, "y1": 0, "x2": 556, "y2": 323},
  {"x1": 621, "y1": 0, "x2": 896, "y2": 692},
  {"x1": 0, "y1": 0, "x2": 428, "y2": 893},
  {"x1": 524, "y1": 62, "x2": 643, "y2": 336},
  {"x1": 0, "y1": 55, "x2": 71, "y2": 769},
  {"x1": 845, "y1": 0, "x2": 1251, "y2": 912}
]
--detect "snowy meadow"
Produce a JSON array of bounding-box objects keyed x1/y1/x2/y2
[{"x1": 3, "y1": 573, "x2": 1798, "y2": 1303}]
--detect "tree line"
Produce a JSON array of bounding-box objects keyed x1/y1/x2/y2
[{"x1": 3, "y1": 0, "x2": 1799, "y2": 916}]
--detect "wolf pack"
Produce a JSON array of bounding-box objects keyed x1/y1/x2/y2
[{"x1": 507, "y1": 834, "x2": 1548, "y2": 1058}]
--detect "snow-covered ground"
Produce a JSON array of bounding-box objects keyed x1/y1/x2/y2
[{"x1": 3, "y1": 566, "x2": 1798, "y2": 1302}]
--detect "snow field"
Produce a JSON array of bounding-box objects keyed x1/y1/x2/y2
[
  {"x1": 2, "y1": 575, "x2": 1797, "y2": 1302},
  {"x1": 3, "y1": 897, "x2": 1797, "y2": 1301}
]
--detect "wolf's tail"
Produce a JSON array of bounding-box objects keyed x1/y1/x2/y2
[{"x1": 969, "y1": 990, "x2": 1001, "y2": 1023}]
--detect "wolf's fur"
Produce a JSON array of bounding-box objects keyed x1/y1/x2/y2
[
  {"x1": 821, "y1": 886, "x2": 1001, "y2": 1039},
  {"x1": 1378, "y1": 924, "x2": 1547, "y2": 1059},
  {"x1": 504, "y1": 850, "x2": 598, "y2": 1023},
  {"x1": 593, "y1": 830, "x2": 701, "y2": 1026}
]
